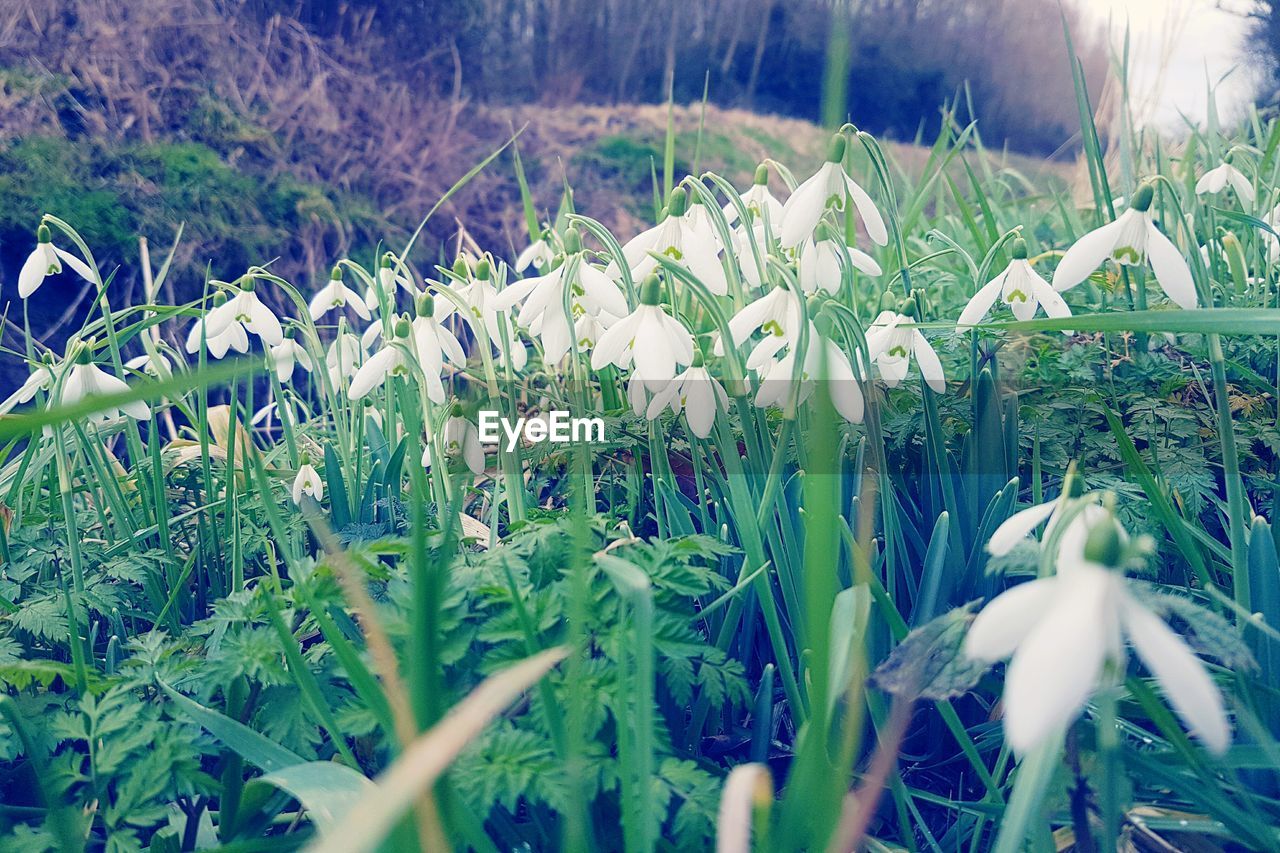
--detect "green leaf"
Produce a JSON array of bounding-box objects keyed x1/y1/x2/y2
[
  {"x1": 323, "y1": 444, "x2": 351, "y2": 531},
  {"x1": 243, "y1": 762, "x2": 373, "y2": 833},
  {"x1": 158, "y1": 679, "x2": 304, "y2": 773},
  {"x1": 987, "y1": 308, "x2": 1280, "y2": 337},
  {"x1": 870, "y1": 604, "x2": 988, "y2": 701}
]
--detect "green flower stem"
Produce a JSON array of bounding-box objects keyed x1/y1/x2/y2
[{"x1": 1210, "y1": 333, "x2": 1250, "y2": 609}]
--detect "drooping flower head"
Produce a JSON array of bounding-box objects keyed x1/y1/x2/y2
[
  {"x1": 58, "y1": 338, "x2": 149, "y2": 424},
  {"x1": 423, "y1": 405, "x2": 485, "y2": 475},
  {"x1": 1052, "y1": 181, "x2": 1196, "y2": 310},
  {"x1": 365, "y1": 252, "x2": 416, "y2": 314},
  {"x1": 957, "y1": 237, "x2": 1071, "y2": 331},
  {"x1": 753, "y1": 306, "x2": 864, "y2": 423},
  {"x1": 292, "y1": 452, "x2": 324, "y2": 506},
  {"x1": 269, "y1": 327, "x2": 313, "y2": 383},
  {"x1": 186, "y1": 290, "x2": 250, "y2": 360},
  {"x1": 205, "y1": 275, "x2": 285, "y2": 348},
  {"x1": 349, "y1": 317, "x2": 415, "y2": 400},
  {"x1": 779, "y1": 134, "x2": 887, "y2": 250},
  {"x1": 310, "y1": 265, "x2": 370, "y2": 322},
  {"x1": 497, "y1": 226, "x2": 629, "y2": 364},
  {"x1": 864, "y1": 299, "x2": 945, "y2": 392},
  {"x1": 609, "y1": 187, "x2": 730, "y2": 295},
  {"x1": 1195, "y1": 157, "x2": 1253, "y2": 206},
  {"x1": 591, "y1": 273, "x2": 695, "y2": 391},
  {"x1": 410, "y1": 293, "x2": 466, "y2": 404},
  {"x1": 723, "y1": 163, "x2": 785, "y2": 234},
  {"x1": 19, "y1": 223, "x2": 95, "y2": 299},
  {"x1": 966, "y1": 505, "x2": 1230, "y2": 756},
  {"x1": 440, "y1": 256, "x2": 528, "y2": 371},
  {"x1": 796, "y1": 222, "x2": 882, "y2": 296},
  {"x1": 646, "y1": 349, "x2": 730, "y2": 438}
]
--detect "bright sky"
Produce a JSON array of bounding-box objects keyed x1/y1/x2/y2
[{"x1": 1078, "y1": 0, "x2": 1258, "y2": 129}]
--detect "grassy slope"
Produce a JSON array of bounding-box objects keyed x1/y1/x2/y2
[{"x1": 483, "y1": 103, "x2": 1076, "y2": 249}]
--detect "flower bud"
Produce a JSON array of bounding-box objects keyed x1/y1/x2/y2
[
  {"x1": 639, "y1": 273, "x2": 663, "y2": 306},
  {"x1": 452, "y1": 256, "x2": 470, "y2": 279},
  {"x1": 394, "y1": 317, "x2": 412, "y2": 339},
  {"x1": 753, "y1": 163, "x2": 769, "y2": 186},
  {"x1": 330, "y1": 265, "x2": 343, "y2": 281},
  {"x1": 667, "y1": 187, "x2": 688, "y2": 218},
  {"x1": 691, "y1": 348, "x2": 704, "y2": 368},
  {"x1": 1082, "y1": 516, "x2": 1124, "y2": 567},
  {"x1": 1011, "y1": 237, "x2": 1028, "y2": 260},
  {"x1": 474, "y1": 258, "x2": 491, "y2": 280},
  {"x1": 416, "y1": 293, "x2": 435, "y2": 317},
  {"x1": 564, "y1": 226, "x2": 583, "y2": 255},
  {"x1": 36, "y1": 223, "x2": 51, "y2": 244},
  {"x1": 299, "y1": 451, "x2": 312, "y2": 466},
  {"x1": 1131, "y1": 181, "x2": 1156, "y2": 213},
  {"x1": 826, "y1": 133, "x2": 847, "y2": 163},
  {"x1": 380, "y1": 253, "x2": 394, "y2": 270},
  {"x1": 240, "y1": 276, "x2": 256, "y2": 293}
]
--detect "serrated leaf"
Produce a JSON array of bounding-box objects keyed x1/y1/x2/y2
[{"x1": 870, "y1": 604, "x2": 989, "y2": 701}]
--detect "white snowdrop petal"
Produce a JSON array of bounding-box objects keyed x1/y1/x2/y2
[
  {"x1": 1144, "y1": 222, "x2": 1197, "y2": 310},
  {"x1": 1052, "y1": 218, "x2": 1125, "y2": 292},
  {"x1": 1002, "y1": 573, "x2": 1109, "y2": 754},
  {"x1": 964, "y1": 577, "x2": 1059, "y2": 661},
  {"x1": 986, "y1": 500, "x2": 1057, "y2": 556},
  {"x1": 1123, "y1": 599, "x2": 1230, "y2": 755}
]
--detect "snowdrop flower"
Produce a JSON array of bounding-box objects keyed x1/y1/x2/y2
[
  {"x1": 1195, "y1": 160, "x2": 1253, "y2": 206},
  {"x1": 779, "y1": 134, "x2": 887, "y2": 250},
  {"x1": 124, "y1": 351, "x2": 173, "y2": 379},
  {"x1": 496, "y1": 228, "x2": 629, "y2": 364},
  {"x1": 1052, "y1": 182, "x2": 1196, "y2": 310},
  {"x1": 864, "y1": 308, "x2": 945, "y2": 392},
  {"x1": 965, "y1": 513, "x2": 1230, "y2": 756},
  {"x1": 986, "y1": 472, "x2": 1113, "y2": 568},
  {"x1": 591, "y1": 274, "x2": 695, "y2": 390},
  {"x1": 365, "y1": 253, "x2": 416, "y2": 313},
  {"x1": 422, "y1": 411, "x2": 485, "y2": 475},
  {"x1": 754, "y1": 316, "x2": 864, "y2": 423},
  {"x1": 574, "y1": 312, "x2": 610, "y2": 354},
  {"x1": 410, "y1": 294, "x2": 467, "y2": 404},
  {"x1": 309, "y1": 266, "x2": 370, "y2": 322},
  {"x1": 646, "y1": 352, "x2": 730, "y2": 438},
  {"x1": 18, "y1": 224, "x2": 95, "y2": 299},
  {"x1": 797, "y1": 225, "x2": 882, "y2": 295},
  {"x1": 292, "y1": 454, "x2": 323, "y2": 505},
  {"x1": 957, "y1": 238, "x2": 1071, "y2": 331},
  {"x1": 269, "y1": 331, "x2": 313, "y2": 383},
  {"x1": 1, "y1": 355, "x2": 60, "y2": 414},
  {"x1": 515, "y1": 230, "x2": 557, "y2": 272},
  {"x1": 715, "y1": 283, "x2": 803, "y2": 371},
  {"x1": 206, "y1": 278, "x2": 285, "y2": 347},
  {"x1": 723, "y1": 164, "x2": 785, "y2": 232},
  {"x1": 441, "y1": 258, "x2": 528, "y2": 371},
  {"x1": 609, "y1": 188, "x2": 729, "y2": 295},
  {"x1": 325, "y1": 332, "x2": 363, "y2": 390},
  {"x1": 251, "y1": 398, "x2": 306, "y2": 432},
  {"x1": 58, "y1": 341, "x2": 149, "y2": 423},
  {"x1": 184, "y1": 292, "x2": 248, "y2": 359},
  {"x1": 349, "y1": 318, "x2": 414, "y2": 400}
]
